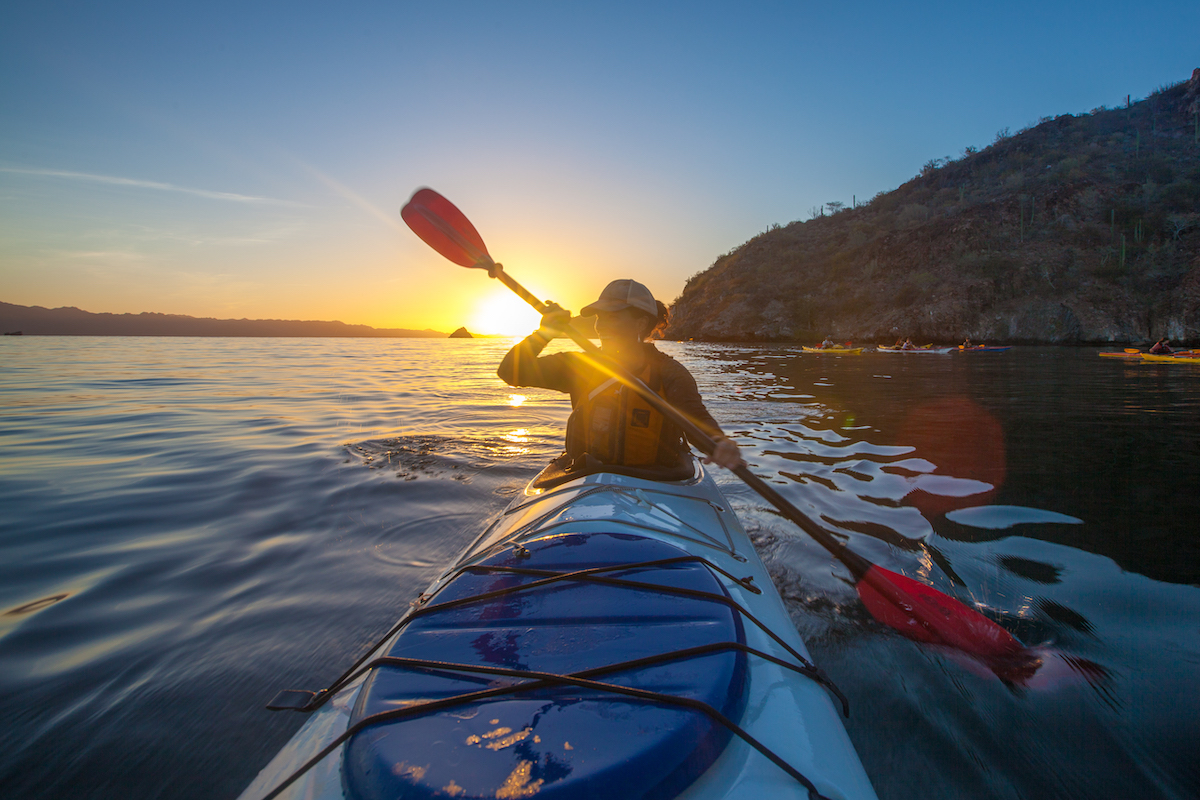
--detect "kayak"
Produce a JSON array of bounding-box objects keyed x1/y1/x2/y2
[
  {"x1": 238, "y1": 461, "x2": 879, "y2": 800},
  {"x1": 956, "y1": 346, "x2": 1011, "y2": 352},
  {"x1": 877, "y1": 346, "x2": 954, "y2": 354},
  {"x1": 1100, "y1": 350, "x2": 1199, "y2": 361},
  {"x1": 1140, "y1": 353, "x2": 1200, "y2": 363},
  {"x1": 802, "y1": 346, "x2": 863, "y2": 355}
]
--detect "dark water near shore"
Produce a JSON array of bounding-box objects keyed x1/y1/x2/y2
[{"x1": 1, "y1": 337, "x2": 1197, "y2": 799}]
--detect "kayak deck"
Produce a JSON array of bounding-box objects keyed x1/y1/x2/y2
[
  {"x1": 344, "y1": 531, "x2": 751, "y2": 800},
  {"x1": 240, "y1": 466, "x2": 877, "y2": 800}
]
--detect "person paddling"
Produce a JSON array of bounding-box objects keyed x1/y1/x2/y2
[
  {"x1": 1149, "y1": 337, "x2": 1173, "y2": 354},
  {"x1": 498, "y1": 276, "x2": 743, "y2": 475}
]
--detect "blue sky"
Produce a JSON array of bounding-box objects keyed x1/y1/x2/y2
[{"x1": 2, "y1": 1, "x2": 1197, "y2": 333}]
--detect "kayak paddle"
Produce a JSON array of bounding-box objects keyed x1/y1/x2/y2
[{"x1": 401, "y1": 187, "x2": 1031, "y2": 665}]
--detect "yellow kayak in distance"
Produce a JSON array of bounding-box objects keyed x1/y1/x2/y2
[
  {"x1": 1101, "y1": 349, "x2": 1199, "y2": 361},
  {"x1": 801, "y1": 346, "x2": 863, "y2": 354},
  {"x1": 1140, "y1": 353, "x2": 1200, "y2": 363}
]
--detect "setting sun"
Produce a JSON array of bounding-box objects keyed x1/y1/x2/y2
[{"x1": 469, "y1": 292, "x2": 543, "y2": 336}]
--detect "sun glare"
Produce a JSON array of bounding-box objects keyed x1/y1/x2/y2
[{"x1": 470, "y1": 293, "x2": 543, "y2": 336}]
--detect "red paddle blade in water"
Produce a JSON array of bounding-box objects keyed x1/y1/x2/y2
[
  {"x1": 856, "y1": 565, "x2": 1023, "y2": 658},
  {"x1": 401, "y1": 187, "x2": 491, "y2": 267}
]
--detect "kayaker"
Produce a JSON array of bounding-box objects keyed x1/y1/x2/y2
[
  {"x1": 497, "y1": 274, "x2": 743, "y2": 473},
  {"x1": 821, "y1": 335, "x2": 836, "y2": 349},
  {"x1": 901, "y1": 337, "x2": 917, "y2": 350},
  {"x1": 1149, "y1": 337, "x2": 1173, "y2": 354}
]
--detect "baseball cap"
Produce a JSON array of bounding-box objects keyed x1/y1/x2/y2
[{"x1": 580, "y1": 279, "x2": 658, "y2": 317}]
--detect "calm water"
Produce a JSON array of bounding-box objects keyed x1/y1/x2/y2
[{"x1": 1, "y1": 337, "x2": 1197, "y2": 799}]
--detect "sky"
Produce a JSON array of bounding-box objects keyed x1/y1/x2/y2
[{"x1": 2, "y1": 2, "x2": 1198, "y2": 335}]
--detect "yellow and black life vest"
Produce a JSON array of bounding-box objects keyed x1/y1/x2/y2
[{"x1": 566, "y1": 359, "x2": 681, "y2": 467}]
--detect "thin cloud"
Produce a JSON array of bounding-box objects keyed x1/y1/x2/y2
[
  {"x1": 0, "y1": 166, "x2": 305, "y2": 207},
  {"x1": 54, "y1": 250, "x2": 147, "y2": 261},
  {"x1": 298, "y1": 162, "x2": 406, "y2": 232}
]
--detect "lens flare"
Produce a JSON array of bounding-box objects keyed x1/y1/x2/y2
[
  {"x1": 470, "y1": 293, "x2": 541, "y2": 336},
  {"x1": 899, "y1": 395, "x2": 1006, "y2": 517}
]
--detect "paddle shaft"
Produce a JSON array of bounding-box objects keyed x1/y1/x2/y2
[{"x1": 489, "y1": 268, "x2": 875, "y2": 580}]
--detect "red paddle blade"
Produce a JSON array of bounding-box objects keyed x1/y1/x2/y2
[
  {"x1": 856, "y1": 565, "x2": 1022, "y2": 658},
  {"x1": 401, "y1": 188, "x2": 491, "y2": 267}
]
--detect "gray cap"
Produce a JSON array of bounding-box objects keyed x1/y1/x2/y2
[{"x1": 580, "y1": 279, "x2": 658, "y2": 317}]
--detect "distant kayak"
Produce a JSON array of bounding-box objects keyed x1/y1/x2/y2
[
  {"x1": 877, "y1": 346, "x2": 954, "y2": 354},
  {"x1": 957, "y1": 346, "x2": 1011, "y2": 352},
  {"x1": 238, "y1": 462, "x2": 878, "y2": 800},
  {"x1": 1141, "y1": 353, "x2": 1200, "y2": 363},
  {"x1": 802, "y1": 346, "x2": 863, "y2": 354},
  {"x1": 1100, "y1": 349, "x2": 1198, "y2": 361}
]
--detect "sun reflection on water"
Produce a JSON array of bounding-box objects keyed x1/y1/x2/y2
[
  {"x1": 508, "y1": 394, "x2": 527, "y2": 407},
  {"x1": 499, "y1": 428, "x2": 531, "y2": 456}
]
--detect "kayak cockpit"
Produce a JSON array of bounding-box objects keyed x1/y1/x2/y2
[{"x1": 530, "y1": 451, "x2": 701, "y2": 490}]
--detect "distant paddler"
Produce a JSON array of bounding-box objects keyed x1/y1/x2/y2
[{"x1": 1149, "y1": 337, "x2": 1174, "y2": 354}]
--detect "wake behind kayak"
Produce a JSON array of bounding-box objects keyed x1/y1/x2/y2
[{"x1": 239, "y1": 461, "x2": 878, "y2": 800}]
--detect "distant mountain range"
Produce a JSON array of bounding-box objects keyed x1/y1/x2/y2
[{"x1": 0, "y1": 302, "x2": 446, "y2": 338}]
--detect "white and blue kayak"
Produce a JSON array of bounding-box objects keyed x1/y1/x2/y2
[
  {"x1": 239, "y1": 461, "x2": 878, "y2": 800},
  {"x1": 876, "y1": 346, "x2": 954, "y2": 354}
]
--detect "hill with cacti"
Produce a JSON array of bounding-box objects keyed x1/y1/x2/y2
[{"x1": 665, "y1": 69, "x2": 1200, "y2": 345}]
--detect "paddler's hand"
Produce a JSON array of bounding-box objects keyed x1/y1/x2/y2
[
  {"x1": 702, "y1": 437, "x2": 744, "y2": 471},
  {"x1": 538, "y1": 304, "x2": 572, "y2": 335}
]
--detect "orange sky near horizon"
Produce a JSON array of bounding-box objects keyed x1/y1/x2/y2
[
  {"x1": 0, "y1": 177, "x2": 698, "y2": 335},
  {"x1": 0, "y1": 169, "x2": 709, "y2": 335}
]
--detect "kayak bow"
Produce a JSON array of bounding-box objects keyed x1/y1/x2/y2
[{"x1": 239, "y1": 465, "x2": 879, "y2": 800}]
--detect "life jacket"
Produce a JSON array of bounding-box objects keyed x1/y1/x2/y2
[{"x1": 566, "y1": 357, "x2": 680, "y2": 467}]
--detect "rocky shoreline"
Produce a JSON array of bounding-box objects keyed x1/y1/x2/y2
[{"x1": 666, "y1": 70, "x2": 1200, "y2": 347}]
